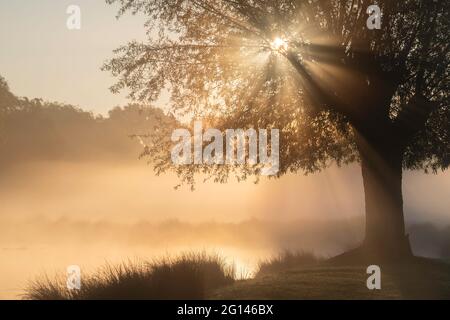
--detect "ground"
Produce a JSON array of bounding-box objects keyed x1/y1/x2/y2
[{"x1": 209, "y1": 258, "x2": 450, "y2": 300}]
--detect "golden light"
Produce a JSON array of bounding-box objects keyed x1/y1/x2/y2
[{"x1": 270, "y1": 37, "x2": 288, "y2": 52}]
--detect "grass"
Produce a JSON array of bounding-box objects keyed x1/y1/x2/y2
[
  {"x1": 24, "y1": 252, "x2": 235, "y2": 300},
  {"x1": 210, "y1": 257, "x2": 450, "y2": 300},
  {"x1": 257, "y1": 251, "x2": 323, "y2": 276},
  {"x1": 24, "y1": 251, "x2": 450, "y2": 300}
]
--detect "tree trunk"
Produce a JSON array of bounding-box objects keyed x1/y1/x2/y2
[{"x1": 358, "y1": 136, "x2": 413, "y2": 259}]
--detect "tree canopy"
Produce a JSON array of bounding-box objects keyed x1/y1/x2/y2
[
  {"x1": 104, "y1": 0, "x2": 449, "y2": 186},
  {"x1": 0, "y1": 76, "x2": 18, "y2": 113}
]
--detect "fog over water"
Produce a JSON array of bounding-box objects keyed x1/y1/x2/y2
[{"x1": 0, "y1": 160, "x2": 448, "y2": 298}]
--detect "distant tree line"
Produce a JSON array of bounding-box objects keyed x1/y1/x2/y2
[{"x1": 0, "y1": 76, "x2": 173, "y2": 166}]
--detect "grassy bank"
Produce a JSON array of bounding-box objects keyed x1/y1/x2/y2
[
  {"x1": 24, "y1": 251, "x2": 450, "y2": 300},
  {"x1": 210, "y1": 257, "x2": 450, "y2": 299},
  {"x1": 25, "y1": 252, "x2": 234, "y2": 300}
]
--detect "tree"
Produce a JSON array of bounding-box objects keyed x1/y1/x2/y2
[
  {"x1": 0, "y1": 76, "x2": 18, "y2": 144},
  {"x1": 0, "y1": 76, "x2": 18, "y2": 112},
  {"x1": 103, "y1": 0, "x2": 449, "y2": 260}
]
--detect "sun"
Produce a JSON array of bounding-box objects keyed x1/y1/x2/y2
[{"x1": 270, "y1": 37, "x2": 288, "y2": 52}]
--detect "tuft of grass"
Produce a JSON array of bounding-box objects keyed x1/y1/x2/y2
[
  {"x1": 24, "y1": 252, "x2": 235, "y2": 300},
  {"x1": 24, "y1": 274, "x2": 69, "y2": 300},
  {"x1": 257, "y1": 251, "x2": 323, "y2": 276}
]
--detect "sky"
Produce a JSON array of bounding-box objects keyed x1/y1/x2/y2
[{"x1": 0, "y1": 0, "x2": 147, "y2": 115}]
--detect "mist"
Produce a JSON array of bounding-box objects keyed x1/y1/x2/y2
[
  {"x1": 0, "y1": 159, "x2": 448, "y2": 298},
  {"x1": 1, "y1": 81, "x2": 449, "y2": 298}
]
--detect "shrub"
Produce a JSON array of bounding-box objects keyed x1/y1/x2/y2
[
  {"x1": 257, "y1": 250, "x2": 322, "y2": 276},
  {"x1": 24, "y1": 252, "x2": 235, "y2": 300}
]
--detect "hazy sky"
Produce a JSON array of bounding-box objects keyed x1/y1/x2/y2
[{"x1": 0, "y1": 0, "x2": 147, "y2": 115}]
